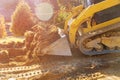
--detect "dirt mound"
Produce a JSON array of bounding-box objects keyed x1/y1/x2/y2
[
  {"x1": 24, "y1": 23, "x2": 60, "y2": 59},
  {"x1": 0, "y1": 23, "x2": 60, "y2": 65}
]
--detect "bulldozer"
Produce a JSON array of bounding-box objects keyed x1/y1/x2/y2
[
  {"x1": 1, "y1": 0, "x2": 120, "y2": 79},
  {"x1": 41, "y1": 0, "x2": 120, "y2": 56}
]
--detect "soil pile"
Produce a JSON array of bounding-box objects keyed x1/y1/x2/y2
[
  {"x1": 0, "y1": 23, "x2": 60, "y2": 65},
  {"x1": 24, "y1": 23, "x2": 60, "y2": 59}
]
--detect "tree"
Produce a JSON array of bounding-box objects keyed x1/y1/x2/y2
[
  {"x1": 0, "y1": 14, "x2": 6, "y2": 38},
  {"x1": 10, "y1": 0, "x2": 36, "y2": 36}
]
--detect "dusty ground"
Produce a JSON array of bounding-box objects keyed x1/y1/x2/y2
[
  {"x1": 0, "y1": 51, "x2": 120, "y2": 80},
  {"x1": 32, "y1": 48, "x2": 120, "y2": 80},
  {"x1": 0, "y1": 37, "x2": 120, "y2": 80}
]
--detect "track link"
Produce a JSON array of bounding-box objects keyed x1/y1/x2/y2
[
  {"x1": 78, "y1": 22, "x2": 120, "y2": 55},
  {"x1": 0, "y1": 64, "x2": 42, "y2": 79}
]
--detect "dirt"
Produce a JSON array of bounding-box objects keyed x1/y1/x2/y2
[
  {"x1": 0, "y1": 37, "x2": 120, "y2": 80},
  {"x1": 36, "y1": 51, "x2": 120, "y2": 80}
]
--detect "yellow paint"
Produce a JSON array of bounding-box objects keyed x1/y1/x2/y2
[
  {"x1": 67, "y1": 0, "x2": 120, "y2": 45},
  {"x1": 64, "y1": 5, "x2": 83, "y2": 33},
  {"x1": 84, "y1": 18, "x2": 120, "y2": 33}
]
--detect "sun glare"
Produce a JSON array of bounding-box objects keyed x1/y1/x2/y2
[{"x1": 35, "y1": 2, "x2": 54, "y2": 21}]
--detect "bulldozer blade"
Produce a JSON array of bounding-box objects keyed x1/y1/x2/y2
[{"x1": 41, "y1": 37, "x2": 72, "y2": 56}]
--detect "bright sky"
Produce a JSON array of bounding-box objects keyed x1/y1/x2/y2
[{"x1": 0, "y1": 0, "x2": 17, "y2": 7}]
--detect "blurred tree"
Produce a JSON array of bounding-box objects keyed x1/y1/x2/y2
[
  {"x1": 54, "y1": 6, "x2": 70, "y2": 28},
  {"x1": 10, "y1": 0, "x2": 37, "y2": 36},
  {"x1": 57, "y1": 0, "x2": 82, "y2": 10},
  {"x1": 0, "y1": 14, "x2": 6, "y2": 38},
  {"x1": 52, "y1": 0, "x2": 82, "y2": 28}
]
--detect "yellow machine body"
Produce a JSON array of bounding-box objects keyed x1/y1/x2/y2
[{"x1": 65, "y1": 0, "x2": 120, "y2": 45}]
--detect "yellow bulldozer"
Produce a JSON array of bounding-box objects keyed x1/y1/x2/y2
[{"x1": 41, "y1": 0, "x2": 120, "y2": 56}]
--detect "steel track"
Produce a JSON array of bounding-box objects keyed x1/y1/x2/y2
[
  {"x1": 78, "y1": 22, "x2": 120, "y2": 55},
  {"x1": 0, "y1": 64, "x2": 42, "y2": 79}
]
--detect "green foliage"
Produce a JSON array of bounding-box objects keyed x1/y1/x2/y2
[
  {"x1": 10, "y1": 1, "x2": 36, "y2": 36},
  {"x1": 56, "y1": 6, "x2": 70, "y2": 28},
  {"x1": 58, "y1": 7, "x2": 69, "y2": 21},
  {"x1": 0, "y1": 15, "x2": 6, "y2": 38}
]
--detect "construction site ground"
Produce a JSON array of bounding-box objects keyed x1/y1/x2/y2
[
  {"x1": 0, "y1": 37, "x2": 120, "y2": 80},
  {"x1": 37, "y1": 49, "x2": 120, "y2": 80}
]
